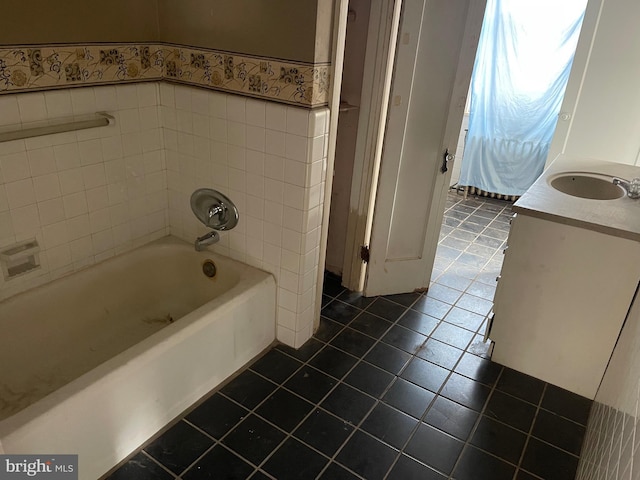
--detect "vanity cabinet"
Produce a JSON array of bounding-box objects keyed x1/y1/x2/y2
[{"x1": 489, "y1": 212, "x2": 640, "y2": 398}]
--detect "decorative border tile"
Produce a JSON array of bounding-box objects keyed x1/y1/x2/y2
[{"x1": 0, "y1": 43, "x2": 330, "y2": 107}]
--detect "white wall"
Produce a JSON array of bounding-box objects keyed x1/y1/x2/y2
[
  {"x1": 548, "y1": 0, "x2": 640, "y2": 166},
  {"x1": 0, "y1": 83, "x2": 328, "y2": 348},
  {"x1": 160, "y1": 84, "x2": 329, "y2": 347},
  {"x1": 577, "y1": 285, "x2": 640, "y2": 479},
  {"x1": 0, "y1": 84, "x2": 167, "y2": 301}
]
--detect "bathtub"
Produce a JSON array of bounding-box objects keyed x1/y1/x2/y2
[{"x1": 0, "y1": 236, "x2": 276, "y2": 479}]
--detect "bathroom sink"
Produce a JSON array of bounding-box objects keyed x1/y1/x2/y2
[{"x1": 549, "y1": 173, "x2": 625, "y2": 200}]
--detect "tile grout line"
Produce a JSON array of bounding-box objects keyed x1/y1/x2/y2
[
  {"x1": 513, "y1": 382, "x2": 548, "y2": 479},
  {"x1": 445, "y1": 365, "x2": 506, "y2": 479},
  {"x1": 111, "y1": 193, "x2": 524, "y2": 479}
]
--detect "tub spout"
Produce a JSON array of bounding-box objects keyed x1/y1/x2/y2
[{"x1": 195, "y1": 230, "x2": 220, "y2": 251}]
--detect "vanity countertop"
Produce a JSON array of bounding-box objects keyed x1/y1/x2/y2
[{"x1": 513, "y1": 155, "x2": 640, "y2": 241}]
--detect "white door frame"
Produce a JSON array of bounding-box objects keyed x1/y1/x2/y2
[
  {"x1": 316, "y1": 0, "x2": 399, "y2": 328},
  {"x1": 315, "y1": 0, "x2": 350, "y2": 331},
  {"x1": 340, "y1": 0, "x2": 404, "y2": 291}
]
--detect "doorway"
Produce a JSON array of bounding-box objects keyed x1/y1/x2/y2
[
  {"x1": 430, "y1": 0, "x2": 588, "y2": 323},
  {"x1": 324, "y1": 0, "x2": 485, "y2": 298},
  {"x1": 325, "y1": 0, "x2": 372, "y2": 277}
]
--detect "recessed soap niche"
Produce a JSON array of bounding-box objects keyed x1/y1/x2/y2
[{"x1": 0, "y1": 239, "x2": 41, "y2": 281}]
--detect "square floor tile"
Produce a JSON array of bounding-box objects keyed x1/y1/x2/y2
[
  {"x1": 383, "y1": 292, "x2": 421, "y2": 307},
  {"x1": 381, "y1": 325, "x2": 427, "y2": 354},
  {"x1": 255, "y1": 388, "x2": 314, "y2": 432},
  {"x1": 532, "y1": 409, "x2": 586, "y2": 455},
  {"x1": 107, "y1": 452, "x2": 173, "y2": 480},
  {"x1": 466, "y1": 334, "x2": 493, "y2": 359},
  {"x1": 440, "y1": 373, "x2": 491, "y2": 411},
  {"x1": 471, "y1": 416, "x2": 527, "y2": 464},
  {"x1": 541, "y1": 384, "x2": 592, "y2": 425},
  {"x1": 250, "y1": 349, "x2": 302, "y2": 383},
  {"x1": 415, "y1": 338, "x2": 464, "y2": 370},
  {"x1": 330, "y1": 327, "x2": 376, "y2": 357},
  {"x1": 182, "y1": 445, "x2": 254, "y2": 480},
  {"x1": 443, "y1": 307, "x2": 485, "y2": 332},
  {"x1": 476, "y1": 270, "x2": 500, "y2": 286},
  {"x1": 441, "y1": 235, "x2": 469, "y2": 249},
  {"x1": 222, "y1": 414, "x2": 286, "y2": 466},
  {"x1": 483, "y1": 390, "x2": 537, "y2": 432},
  {"x1": 467, "y1": 214, "x2": 493, "y2": 226},
  {"x1": 455, "y1": 293, "x2": 494, "y2": 316},
  {"x1": 387, "y1": 454, "x2": 446, "y2": 480},
  {"x1": 364, "y1": 342, "x2": 411, "y2": 375},
  {"x1": 452, "y1": 445, "x2": 515, "y2": 480},
  {"x1": 294, "y1": 409, "x2": 353, "y2": 457},
  {"x1": 336, "y1": 430, "x2": 398, "y2": 480},
  {"x1": 366, "y1": 297, "x2": 408, "y2": 321},
  {"x1": 398, "y1": 310, "x2": 439, "y2": 336},
  {"x1": 349, "y1": 312, "x2": 393, "y2": 339},
  {"x1": 220, "y1": 370, "x2": 277, "y2": 409},
  {"x1": 496, "y1": 368, "x2": 545, "y2": 405},
  {"x1": 465, "y1": 281, "x2": 496, "y2": 301},
  {"x1": 263, "y1": 437, "x2": 328, "y2": 480},
  {"x1": 449, "y1": 263, "x2": 480, "y2": 281},
  {"x1": 338, "y1": 290, "x2": 376, "y2": 309},
  {"x1": 185, "y1": 393, "x2": 248, "y2": 439},
  {"x1": 431, "y1": 322, "x2": 474, "y2": 350},
  {"x1": 454, "y1": 353, "x2": 502, "y2": 386},
  {"x1": 345, "y1": 361, "x2": 394, "y2": 397},
  {"x1": 322, "y1": 294, "x2": 332, "y2": 307},
  {"x1": 400, "y1": 357, "x2": 450, "y2": 393},
  {"x1": 424, "y1": 396, "x2": 478, "y2": 440},
  {"x1": 319, "y1": 463, "x2": 360, "y2": 479},
  {"x1": 144, "y1": 421, "x2": 214, "y2": 475},
  {"x1": 515, "y1": 470, "x2": 540, "y2": 480},
  {"x1": 458, "y1": 252, "x2": 488, "y2": 268},
  {"x1": 284, "y1": 366, "x2": 336, "y2": 403},
  {"x1": 437, "y1": 245, "x2": 463, "y2": 261},
  {"x1": 475, "y1": 235, "x2": 503, "y2": 249},
  {"x1": 361, "y1": 403, "x2": 418, "y2": 449},
  {"x1": 314, "y1": 316, "x2": 344, "y2": 342},
  {"x1": 276, "y1": 338, "x2": 324, "y2": 362},
  {"x1": 466, "y1": 243, "x2": 498, "y2": 258},
  {"x1": 323, "y1": 273, "x2": 345, "y2": 297},
  {"x1": 321, "y1": 300, "x2": 361, "y2": 325},
  {"x1": 309, "y1": 345, "x2": 358, "y2": 380},
  {"x1": 321, "y1": 383, "x2": 376, "y2": 425},
  {"x1": 448, "y1": 228, "x2": 479, "y2": 243},
  {"x1": 405, "y1": 423, "x2": 463, "y2": 475},
  {"x1": 412, "y1": 297, "x2": 452, "y2": 319},
  {"x1": 521, "y1": 437, "x2": 579, "y2": 480},
  {"x1": 383, "y1": 378, "x2": 435, "y2": 419},
  {"x1": 436, "y1": 272, "x2": 473, "y2": 291},
  {"x1": 426, "y1": 284, "x2": 463, "y2": 305}
]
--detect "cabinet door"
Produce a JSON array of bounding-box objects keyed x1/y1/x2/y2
[{"x1": 490, "y1": 213, "x2": 640, "y2": 398}]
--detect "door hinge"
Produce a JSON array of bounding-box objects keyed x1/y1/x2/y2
[{"x1": 360, "y1": 245, "x2": 370, "y2": 263}]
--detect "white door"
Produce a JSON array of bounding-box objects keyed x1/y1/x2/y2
[{"x1": 364, "y1": 0, "x2": 485, "y2": 296}]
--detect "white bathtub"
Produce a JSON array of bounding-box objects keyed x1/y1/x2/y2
[{"x1": 0, "y1": 236, "x2": 276, "y2": 479}]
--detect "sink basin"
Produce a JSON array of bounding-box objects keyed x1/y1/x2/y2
[{"x1": 549, "y1": 173, "x2": 625, "y2": 200}]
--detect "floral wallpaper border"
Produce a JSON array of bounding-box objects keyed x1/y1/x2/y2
[{"x1": 0, "y1": 43, "x2": 331, "y2": 107}]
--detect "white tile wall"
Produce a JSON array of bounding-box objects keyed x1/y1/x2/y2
[
  {"x1": 577, "y1": 290, "x2": 640, "y2": 480},
  {"x1": 162, "y1": 84, "x2": 329, "y2": 347},
  {"x1": 0, "y1": 83, "x2": 326, "y2": 347},
  {"x1": 0, "y1": 84, "x2": 167, "y2": 301}
]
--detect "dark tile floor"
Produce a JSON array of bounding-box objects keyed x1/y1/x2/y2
[{"x1": 106, "y1": 193, "x2": 591, "y2": 480}]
